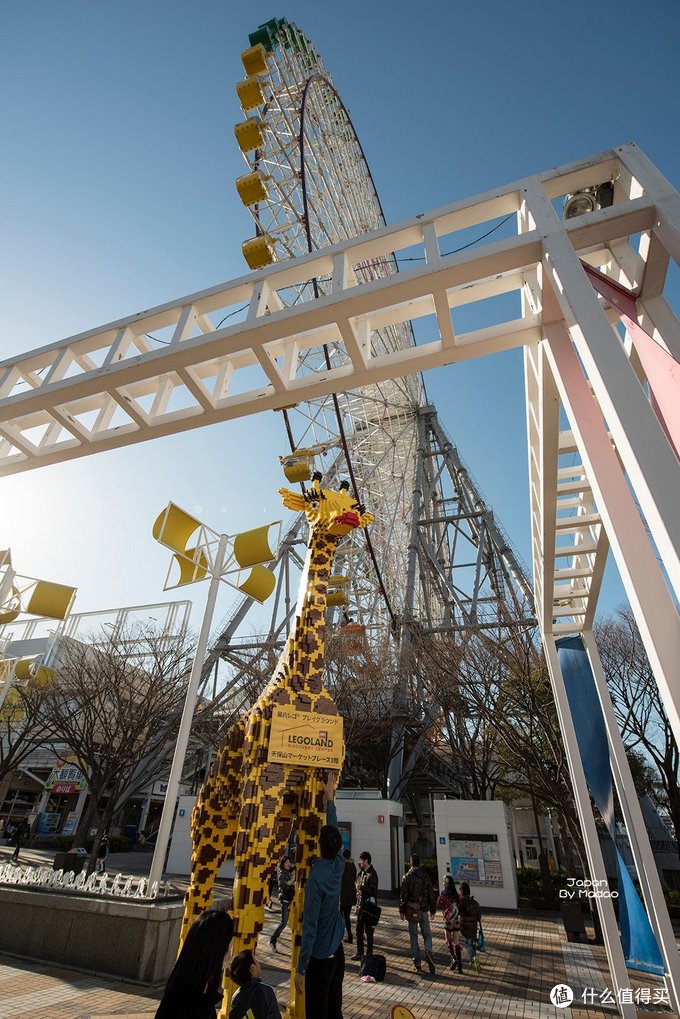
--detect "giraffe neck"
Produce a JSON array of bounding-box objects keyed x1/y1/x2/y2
[{"x1": 281, "y1": 526, "x2": 338, "y2": 696}]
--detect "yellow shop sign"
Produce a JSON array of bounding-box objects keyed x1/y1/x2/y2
[{"x1": 268, "y1": 707, "x2": 344, "y2": 769}]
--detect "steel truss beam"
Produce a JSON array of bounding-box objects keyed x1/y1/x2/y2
[
  {"x1": 1, "y1": 144, "x2": 677, "y2": 719},
  {"x1": 1, "y1": 139, "x2": 678, "y2": 738},
  {"x1": 2, "y1": 147, "x2": 680, "y2": 1004},
  {"x1": 0, "y1": 145, "x2": 654, "y2": 477}
]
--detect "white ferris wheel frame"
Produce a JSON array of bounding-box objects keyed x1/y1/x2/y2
[{"x1": 1, "y1": 141, "x2": 680, "y2": 1012}]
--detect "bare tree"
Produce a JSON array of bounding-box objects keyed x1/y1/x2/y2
[
  {"x1": 325, "y1": 628, "x2": 403, "y2": 793},
  {"x1": 416, "y1": 628, "x2": 585, "y2": 872},
  {"x1": 597, "y1": 606, "x2": 680, "y2": 858},
  {"x1": 42, "y1": 624, "x2": 193, "y2": 872},
  {"x1": 0, "y1": 671, "x2": 56, "y2": 788}
]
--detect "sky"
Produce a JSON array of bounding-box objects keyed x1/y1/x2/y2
[{"x1": 1, "y1": 0, "x2": 678, "y2": 634}]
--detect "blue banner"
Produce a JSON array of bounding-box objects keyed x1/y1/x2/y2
[{"x1": 557, "y1": 636, "x2": 664, "y2": 975}]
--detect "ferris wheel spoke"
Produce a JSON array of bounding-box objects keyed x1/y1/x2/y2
[{"x1": 231, "y1": 17, "x2": 522, "y2": 650}]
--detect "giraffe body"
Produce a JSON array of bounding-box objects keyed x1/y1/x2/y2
[{"x1": 179, "y1": 477, "x2": 372, "y2": 1018}]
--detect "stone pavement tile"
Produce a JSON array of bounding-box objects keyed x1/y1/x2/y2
[{"x1": 0, "y1": 905, "x2": 675, "y2": 1018}]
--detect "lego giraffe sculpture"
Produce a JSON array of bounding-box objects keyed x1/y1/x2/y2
[{"x1": 180, "y1": 473, "x2": 372, "y2": 1018}]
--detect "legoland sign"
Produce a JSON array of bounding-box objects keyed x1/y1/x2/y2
[{"x1": 268, "y1": 707, "x2": 344, "y2": 769}]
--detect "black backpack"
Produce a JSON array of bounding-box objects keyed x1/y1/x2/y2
[{"x1": 360, "y1": 954, "x2": 386, "y2": 981}]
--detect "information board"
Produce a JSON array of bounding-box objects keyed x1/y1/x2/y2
[{"x1": 449, "y1": 831, "x2": 503, "y2": 886}]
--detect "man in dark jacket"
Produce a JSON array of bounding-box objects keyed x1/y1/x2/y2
[
  {"x1": 340, "y1": 849, "x2": 356, "y2": 944},
  {"x1": 11, "y1": 817, "x2": 30, "y2": 862},
  {"x1": 399, "y1": 853, "x2": 437, "y2": 973},
  {"x1": 352, "y1": 850, "x2": 378, "y2": 961}
]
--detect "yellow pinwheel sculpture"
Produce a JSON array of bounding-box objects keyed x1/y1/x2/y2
[
  {"x1": 0, "y1": 549, "x2": 76, "y2": 625},
  {"x1": 0, "y1": 549, "x2": 77, "y2": 711},
  {"x1": 152, "y1": 503, "x2": 280, "y2": 604}
]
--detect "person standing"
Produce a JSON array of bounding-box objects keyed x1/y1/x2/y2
[
  {"x1": 352, "y1": 851, "x2": 378, "y2": 962},
  {"x1": 269, "y1": 854, "x2": 295, "y2": 952},
  {"x1": 459, "y1": 880, "x2": 482, "y2": 971},
  {"x1": 11, "y1": 817, "x2": 30, "y2": 862},
  {"x1": 437, "y1": 875, "x2": 463, "y2": 972},
  {"x1": 294, "y1": 772, "x2": 346, "y2": 1019},
  {"x1": 340, "y1": 849, "x2": 356, "y2": 945},
  {"x1": 399, "y1": 853, "x2": 437, "y2": 973},
  {"x1": 155, "y1": 909, "x2": 234, "y2": 1018},
  {"x1": 96, "y1": 834, "x2": 110, "y2": 873}
]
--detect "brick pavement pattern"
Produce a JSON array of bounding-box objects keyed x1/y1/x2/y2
[{"x1": 0, "y1": 906, "x2": 673, "y2": 1018}]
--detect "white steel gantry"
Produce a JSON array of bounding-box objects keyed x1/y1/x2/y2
[{"x1": 2, "y1": 142, "x2": 680, "y2": 1013}]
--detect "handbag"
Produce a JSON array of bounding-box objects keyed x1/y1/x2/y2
[
  {"x1": 476, "y1": 922, "x2": 486, "y2": 952},
  {"x1": 360, "y1": 953, "x2": 386, "y2": 981},
  {"x1": 361, "y1": 898, "x2": 382, "y2": 927},
  {"x1": 404, "y1": 900, "x2": 420, "y2": 924}
]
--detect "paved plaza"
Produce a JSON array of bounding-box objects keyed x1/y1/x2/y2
[
  {"x1": 0, "y1": 844, "x2": 675, "y2": 1019},
  {"x1": 0, "y1": 908, "x2": 672, "y2": 1019}
]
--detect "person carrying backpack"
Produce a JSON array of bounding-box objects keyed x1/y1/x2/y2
[
  {"x1": 399, "y1": 854, "x2": 437, "y2": 974},
  {"x1": 437, "y1": 875, "x2": 462, "y2": 973},
  {"x1": 459, "y1": 880, "x2": 482, "y2": 971}
]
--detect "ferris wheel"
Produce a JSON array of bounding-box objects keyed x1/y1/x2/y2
[
  {"x1": 233, "y1": 17, "x2": 424, "y2": 634},
  {"x1": 204, "y1": 18, "x2": 534, "y2": 730}
]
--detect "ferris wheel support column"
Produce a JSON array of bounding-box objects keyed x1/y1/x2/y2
[{"x1": 387, "y1": 410, "x2": 428, "y2": 801}]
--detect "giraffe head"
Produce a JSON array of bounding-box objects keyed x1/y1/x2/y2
[{"x1": 279, "y1": 474, "x2": 373, "y2": 536}]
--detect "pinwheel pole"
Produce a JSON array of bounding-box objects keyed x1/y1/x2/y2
[
  {"x1": 148, "y1": 532, "x2": 228, "y2": 891},
  {"x1": 148, "y1": 504, "x2": 279, "y2": 891}
]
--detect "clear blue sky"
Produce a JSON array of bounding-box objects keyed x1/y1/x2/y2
[{"x1": 1, "y1": 0, "x2": 678, "y2": 627}]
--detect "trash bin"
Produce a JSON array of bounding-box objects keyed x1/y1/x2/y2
[
  {"x1": 52, "y1": 850, "x2": 86, "y2": 876},
  {"x1": 560, "y1": 900, "x2": 587, "y2": 942},
  {"x1": 124, "y1": 824, "x2": 138, "y2": 841}
]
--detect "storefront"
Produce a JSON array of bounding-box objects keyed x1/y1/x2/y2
[{"x1": 34, "y1": 757, "x2": 88, "y2": 838}]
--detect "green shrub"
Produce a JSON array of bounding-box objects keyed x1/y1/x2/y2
[
  {"x1": 52, "y1": 836, "x2": 75, "y2": 851},
  {"x1": 516, "y1": 866, "x2": 542, "y2": 897},
  {"x1": 550, "y1": 869, "x2": 570, "y2": 892}
]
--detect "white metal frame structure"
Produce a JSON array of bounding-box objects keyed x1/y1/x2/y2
[{"x1": 2, "y1": 142, "x2": 680, "y2": 1012}]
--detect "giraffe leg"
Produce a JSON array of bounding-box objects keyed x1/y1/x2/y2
[
  {"x1": 179, "y1": 720, "x2": 245, "y2": 948},
  {"x1": 218, "y1": 765, "x2": 309, "y2": 1019},
  {"x1": 259, "y1": 784, "x2": 302, "y2": 946},
  {"x1": 180, "y1": 802, "x2": 238, "y2": 945},
  {"x1": 283, "y1": 770, "x2": 327, "y2": 1019}
]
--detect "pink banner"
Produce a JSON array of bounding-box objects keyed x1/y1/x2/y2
[{"x1": 582, "y1": 262, "x2": 680, "y2": 459}]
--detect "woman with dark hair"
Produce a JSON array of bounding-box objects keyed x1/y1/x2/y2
[
  {"x1": 155, "y1": 909, "x2": 234, "y2": 1018},
  {"x1": 269, "y1": 854, "x2": 295, "y2": 952},
  {"x1": 437, "y1": 875, "x2": 462, "y2": 972}
]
